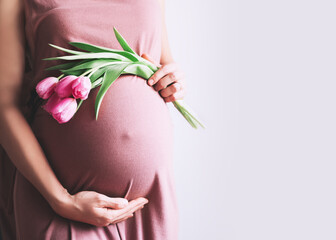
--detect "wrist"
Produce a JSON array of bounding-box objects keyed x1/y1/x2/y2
[{"x1": 46, "y1": 187, "x2": 73, "y2": 214}]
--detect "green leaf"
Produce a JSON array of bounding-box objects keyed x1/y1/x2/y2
[
  {"x1": 122, "y1": 63, "x2": 154, "y2": 79},
  {"x1": 60, "y1": 69, "x2": 85, "y2": 76},
  {"x1": 95, "y1": 63, "x2": 130, "y2": 120},
  {"x1": 69, "y1": 42, "x2": 117, "y2": 53},
  {"x1": 42, "y1": 52, "x2": 129, "y2": 61},
  {"x1": 48, "y1": 43, "x2": 86, "y2": 55},
  {"x1": 45, "y1": 62, "x2": 80, "y2": 71},
  {"x1": 68, "y1": 42, "x2": 140, "y2": 62},
  {"x1": 61, "y1": 59, "x2": 114, "y2": 72},
  {"x1": 172, "y1": 101, "x2": 196, "y2": 129},
  {"x1": 87, "y1": 62, "x2": 125, "y2": 82},
  {"x1": 172, "y1": 100, "x2": 206, "y2": 129},
  {"x1": 89, "y1": 67, "x2": 108, "y2": 82},
  {"x1": 113, "y1": 27, "x2": 137, "y2": 55}
]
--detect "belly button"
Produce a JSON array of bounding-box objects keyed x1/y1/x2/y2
[{"x1": 121, "y1": 131, "x2": 132, "y2": 140}]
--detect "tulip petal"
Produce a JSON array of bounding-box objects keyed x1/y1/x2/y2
[
  {"x1": 52, "y1": 98, "x2": 77, "y2": 123},
  {"x1": 72, "y1": 76, "x2": 91, "y2": 100},
  {"x1": 54, "y1": 75, "x2": 78, "y2": 98},
  {"x1": 36, "y1": 77, "x2": 59, "y2": 99},
  {"x1": 42, "y1": 93, "x2": 62, "y2": 113}
]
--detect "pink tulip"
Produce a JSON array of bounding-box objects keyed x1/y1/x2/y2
[
  {"x1": 42, "y1": 93, "x2": 62, "y2": 113},
  {"x1": 52, "y1": 98, "x2": 78, "y2": 124},
  {"x1": 71, "y1": 76, "x2": 92, "y2": 100},
  {"x1": 35, "y1": 77, "x2": 59, "y2": 99},
  {"x1": 54, "y1": 75, "x2": 78, "y2": 98},
  {"x1": 42, "y1": 93, "x2": 77, "y2": 124}
]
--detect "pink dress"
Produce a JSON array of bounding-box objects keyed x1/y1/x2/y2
[{"x1": 0, "y1": 0, "x2": 179, "y2": 239}]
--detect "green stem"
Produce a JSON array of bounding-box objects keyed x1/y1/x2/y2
[
  {"x1": 57, "y1": 74, "x2": 64, "y2": 79},
  {"x1": 79, "y1": 69, "x2": 93, "y2": 77},
  {"x1": 172, "y1": 100, "x2": 206, "y2": 129},
  {"x1": 91, "y1": 77, "x2": 103, "y2": 89},
  {"x1": 75, "y1": 99, "x2": 84, "y2": 112}
]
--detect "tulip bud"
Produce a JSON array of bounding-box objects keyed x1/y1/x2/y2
[
  {"x1": 54, "y1": 75, "x2": 78, "y2": 98},
  {"x1": 52, "y1": 98, "x2": 78, "y2": 124},
  {"x1": 42, "y1": 93, "x2": 62, "y2": 113},
  {"x1": 35, "y1": 77, "x2": 59, "y2": 99},
  {"x1": 42, "y1": 93, "x2": 77, "y2": 123},
  {"x1": 71, "y1": 76, "x2": 92, "y2": 100}
]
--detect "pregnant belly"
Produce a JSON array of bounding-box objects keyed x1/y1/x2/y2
[{"x1": 31, "y1": 75, "x2": 174, "y2": 200}]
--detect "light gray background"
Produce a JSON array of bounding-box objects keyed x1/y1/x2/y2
[{"x1": 164, "y1": 0, "x2": 336, "y2": 239}]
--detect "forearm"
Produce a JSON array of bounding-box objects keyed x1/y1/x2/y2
[
  {"x1": 158, "y1": 0, "x2": 175, "y2": 65},
  {"x1": 160, "y1": 24, "x2": 174, "y2": 65},
  {"x1": 0, "y1": 103, "x2": 71, "y2": 210}
]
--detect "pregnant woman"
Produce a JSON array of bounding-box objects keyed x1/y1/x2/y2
[{"x1": 0, "y1": 0, "x2": 186, "y2": 239}]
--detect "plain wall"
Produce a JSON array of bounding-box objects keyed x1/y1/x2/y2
[{"x1": 165, "y1": 0, "x2": 336, "y2": 239}]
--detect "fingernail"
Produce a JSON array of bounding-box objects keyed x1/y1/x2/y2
[{"x1": 148, "y1": 79, "x2": 154, "y2": 86}]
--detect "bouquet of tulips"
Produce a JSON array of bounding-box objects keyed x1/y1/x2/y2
[{"x1": 35, "y1": 27, "x2": 205, "y2": 129}]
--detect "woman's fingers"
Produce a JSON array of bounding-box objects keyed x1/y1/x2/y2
[
  {"x1": 113, "y1": 213, "x2": 134, "y2": 224},
  {"x1": 159, "y1": 82, "x2": 182, "y2": 98},
  {"x1": 114, "y1": 197, "x2": 148, "y2": 216},
  {"x1": 63, "y1": 191, "x2": 148, "y2": 227},
  {"x1": 141, "y1": 54, "x2": 186, "y2": 100},
  {"x1": 153, "y1": 70, "x2": 185, "y2": 92},
  {"x1": 148, "y1": 63, "x2": 178, "y2": 86},
  {"x1": 109, "y1": 198, "x2": 148, "y2": 224},
  {"x1": 141, "y1": 53, "x2": 161, "y2": 68},
  {"x1": 163, "y1": 88, "x2": 186, "y2": 103},
  {"x1": 99, "y1": 208, "x2": 134, "y2": 226},
  {"x1": 97, "y1": 194, "x2": 128, "y2": 209},
  {"x1": 141, "y1": 54, "x2": 186, "y2": 102},
  {"x1": 93, "y1": 197, "x2": 148, "y2": 226}
]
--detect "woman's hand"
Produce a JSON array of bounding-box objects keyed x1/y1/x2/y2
[
  {"x1": 52, "y1": 191, "x2": 148, "y2": 227},
  {"x1": 141, "y1": 53, "x2": 186, "y2": 102}
]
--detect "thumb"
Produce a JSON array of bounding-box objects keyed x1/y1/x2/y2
[{"x1": 141, "y1": 53, "x2": 161, "y2": 68}]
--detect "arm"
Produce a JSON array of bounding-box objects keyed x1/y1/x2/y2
[
  {"x1": 142, "y1": 0, "x2": 186, "y2": 102},
  {"x1": 158, "y1": 0, "x2": 174, "y2": 65},
  {"x1": 0, "y1": 0, "x2": 147, "y2": 227},
  {"x1": 0, "y1": 0, "x2": 68, "y2": 209}
]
